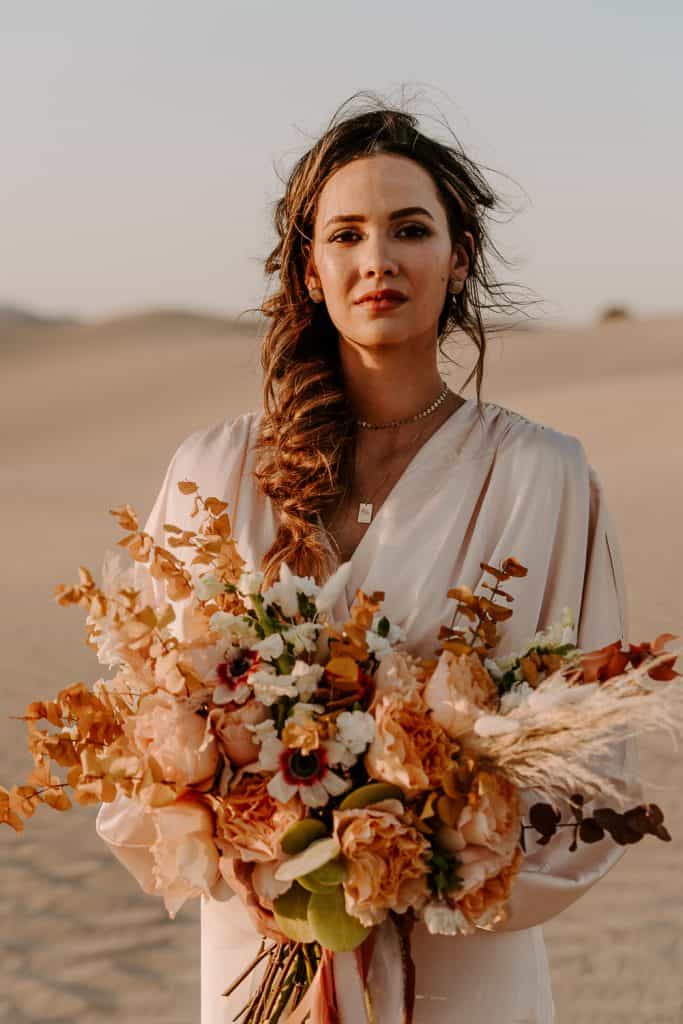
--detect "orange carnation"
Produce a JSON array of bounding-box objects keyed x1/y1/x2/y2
[
  {"x1": 212, "y1": 773, "x2": 304, "y2": 862},
  {"x1": 365, "y1": 692, "x2": 455, "y2": 798},
  {"x1": 334, "y1": 803, "x2": 431, "y2": 926}
]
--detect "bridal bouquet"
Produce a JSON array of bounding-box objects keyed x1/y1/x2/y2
[{"x1": 3, "y1": 480, "x2": 682, "y2": 1024}]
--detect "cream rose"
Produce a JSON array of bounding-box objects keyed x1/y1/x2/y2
[
  {"x1": 128, "y1": 689, "x2": 219, "y2": 789},
  {"x1": 149, "y1": 795, "x2": 221, "y2": 918},
  {"x1": 333, "y1": 805, "x2": 431, "y2": 926},
  {"x1": 424, "y1": 651, "x2": 499, "y2": 739},
  {"x1": 365, "y1": 692, "x2": 454, "y2": 798}
]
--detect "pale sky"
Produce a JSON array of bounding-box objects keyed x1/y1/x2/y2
[{"x1": 2, "y1": 0, "x2": 681, "y2": 325}]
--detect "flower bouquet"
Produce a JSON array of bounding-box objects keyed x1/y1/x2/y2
[{"x1": 3, "y1": 480, "x2": 682, "y2": 1024}]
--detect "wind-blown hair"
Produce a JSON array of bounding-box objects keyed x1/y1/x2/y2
[{"x1": 251, "y1": 91, "x2": 537, "y2": 589}]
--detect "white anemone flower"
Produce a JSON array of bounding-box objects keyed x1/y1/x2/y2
[{"x1": 259, "y1": 729, "x2": 351, "y2": 808}]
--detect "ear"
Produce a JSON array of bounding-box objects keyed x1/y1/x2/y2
[
  {"x1": 304, "y1": 253, "x2": 319, "y2": 290},
  {"x1": 450, "y1": 231, "x2": 474, "y2": 277}
]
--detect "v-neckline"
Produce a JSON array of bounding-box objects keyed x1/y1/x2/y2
[{"x1": 316, "y1": 395, "x2": 474, "y2": 570}]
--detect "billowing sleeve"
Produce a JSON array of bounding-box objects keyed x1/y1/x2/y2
[
  {"x1": 497, "y1": 453, "x2": 642, "y2": 932},
  {"x1": 95, "y1": 414, "x2": 255, "y2": 896},
  {"x1": 94, "y1": 434, "x2": 197, "y2": 896}
]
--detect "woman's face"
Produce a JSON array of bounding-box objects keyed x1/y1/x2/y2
[{"x1": 307, "y1": 152, "x2": 471, "y2": 353}]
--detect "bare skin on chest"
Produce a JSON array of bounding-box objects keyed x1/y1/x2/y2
[{"x1": 318, "y1": 390, "x2": 466, "y2": 564}]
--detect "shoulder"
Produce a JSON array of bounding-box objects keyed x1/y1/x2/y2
[
  {"x1": 154, "y1": 409, "x2": 264, "y2": 517},
  {"x1": 481, "y1": 400, "x2": 588, "y2": 482},
  {"x1": 168, "y1": 408, "x2": 264, "y2": 476}
]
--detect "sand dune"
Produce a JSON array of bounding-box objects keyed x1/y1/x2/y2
[{"x1": 2, "y1": 311, "x2": 682, "y2": 1023}]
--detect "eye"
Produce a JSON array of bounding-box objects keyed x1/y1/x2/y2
[
  {"x1": 328, "y1": 223, "x2": 431, "y2": 243},
  {"x1": 396, "y1": 223, "x2": 430, "y2": 238},
  {"x1": 329, "y1": 229, "x2": 361, "y2": 243}
]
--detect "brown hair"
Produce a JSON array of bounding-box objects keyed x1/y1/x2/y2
[{"x1": 250, "y1": 91, "x2": 537, "y2": 588}]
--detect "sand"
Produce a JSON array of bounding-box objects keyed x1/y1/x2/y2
[{"x1": 1, "y1": 311, "x2": 682, "y2": 1023}]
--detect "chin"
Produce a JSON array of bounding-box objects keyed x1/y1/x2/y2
[{"x1": 348, "y1": 321, "x2": 417, "y2": 350}]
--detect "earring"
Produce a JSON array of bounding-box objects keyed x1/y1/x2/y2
[
  {"x1": 308, "y1": 286, "x2": 324, "y2": 303},
  {"x1": 448, "y1": 277, "x2": 465, "y2": 295}
]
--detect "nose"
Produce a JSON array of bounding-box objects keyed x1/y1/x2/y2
[{"x1": 359, "y1": 235, "x2": 399, "y2": 280}]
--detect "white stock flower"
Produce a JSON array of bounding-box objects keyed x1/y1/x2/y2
[
  {"x1": 252, "y1": 632, "x2": 285, "y2": 661},
  {"x1": 365, "y1": 613, "x2": 407, "y2": 657},
  {"x1": 251, "y1": 670, "x2": 298, "y2": 706},
  {"x1": 238, "y1": 570, "x2": 265, "y2": 596},
  {"x1": 422, "y1": 901, "x2": 476, "y2": 936},
  {"x1": 210, "y1": 611, "x2": 259, "y2": 644},
  {"x1": 335, "y1": 710, "x2": 375, "y2": 755},
  {"x1": 291, "y1": 660, "x2": 325, "y2": 700},
  {"x1": 283, "y1": 622, "x2": 321, "y2": 655},
  {"x1": 261, "y1": 562, "x2": 319, "y2": 618}
]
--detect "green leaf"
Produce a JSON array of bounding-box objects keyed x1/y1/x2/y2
[
  {"x1": 307, "y1": 885, "x2": 370, "y2": 952},
  {"x1": 338, "y1": 782, "x2": 404, "y2": 811},
  {"x1": 298, "y1": 856, "x2": 347, "y2": 893},
  {"x1": 273, "y1": 882, "x2": 315, "y2": 943},
  {"x1": 280, "y1": 818, "x2": 329, "y2": 855}
]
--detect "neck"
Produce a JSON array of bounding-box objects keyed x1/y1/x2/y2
[{"x1": 337, "y1": 331, "x2": 446, "y2": 425}]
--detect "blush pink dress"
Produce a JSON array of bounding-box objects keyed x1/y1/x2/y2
[{"x1": 96, "y1": 398, "x2": 639, "y2": 1023}]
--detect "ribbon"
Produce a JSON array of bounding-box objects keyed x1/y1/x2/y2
[
  {"x1": 220, "y1": 859, "x2": 415, "y2": 1024},
  {"x1": 284, "y1": 914, "x2": 415, "y2": 1024}
]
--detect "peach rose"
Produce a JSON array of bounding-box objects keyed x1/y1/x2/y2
[
  {"x1": 149, "y1": 794, "x2": 221, "y2": 919},
  {"x1": 333, "y1": 804, "x2": 431, "y2": 926},
  {"x1": 458, "y1": 770, "x2": 521, "y2": 859},
  {"x1": 365, "y1": 692, "x2": 455, "y2": 798},
  {"x1": 437, "y1": 769, "x2": 521, "y2": 864},
  {"x1": 208, "y1": 699, "x2": 268, "y2": 767},
  {"x1": 128, "y1": 689, "x2": 219, "y2": 788},
  {"x1": 424, "y1": 651, "x2": 499, "y2": 739},
  {"x1": 213, "y1": 773, "x2": 305, "y2": 862},
  {"x1": 457, "y1": 846, "x2": 523, "y2": 929}
]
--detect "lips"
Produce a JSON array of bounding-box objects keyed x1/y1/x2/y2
[{"x1": 357, "y1": 289, "x2": 407, "y2": 304}]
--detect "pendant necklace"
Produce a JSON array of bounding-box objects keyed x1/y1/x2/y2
[{"x1": 354, "y1": 381, "x2": 451, "y2": 525}]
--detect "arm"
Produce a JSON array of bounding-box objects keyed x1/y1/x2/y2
[{"x1": 497, "y1": 459, "x2": 642, "y2": 931}]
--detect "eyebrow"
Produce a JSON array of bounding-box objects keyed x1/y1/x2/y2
[{"x1": 323, "y1": 206, "x2": 435, "y2": 230}]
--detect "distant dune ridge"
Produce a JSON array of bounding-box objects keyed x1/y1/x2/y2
[{"x1": 1, "y1": 305, "x2": 682, "y2": 1023}]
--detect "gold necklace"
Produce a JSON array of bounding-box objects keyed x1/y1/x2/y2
[
  {"x1": 355, "y1": 382, "x2": 451, "y2": 524},
  {"x1": 355, "y1": 424, "x2": 425, "y2": 524}
]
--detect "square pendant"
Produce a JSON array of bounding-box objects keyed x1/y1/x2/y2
[{"x1": 357, "y1": 502, "x2": 373, "y2": 524}]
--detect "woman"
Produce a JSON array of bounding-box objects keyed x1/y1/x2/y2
[{"x1": 97, "y1": 98, "x2": 638, "y2": 1022}]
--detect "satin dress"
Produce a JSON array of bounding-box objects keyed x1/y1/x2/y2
[{"x1": 96, "y1": 398, "x2": 640, "y2": 1023}]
